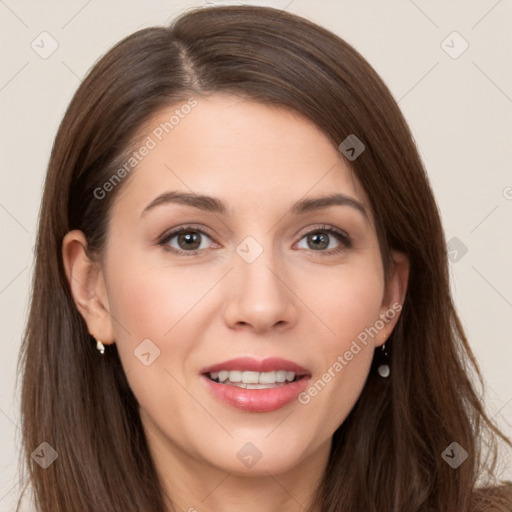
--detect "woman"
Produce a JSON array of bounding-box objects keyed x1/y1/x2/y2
[{"x1": 17, "y1": 4, "x2": 511, "y2": 511}]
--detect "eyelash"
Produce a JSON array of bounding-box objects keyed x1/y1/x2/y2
[{"x1": 158, "y1": 224, "x2": 352, "y2": 257}]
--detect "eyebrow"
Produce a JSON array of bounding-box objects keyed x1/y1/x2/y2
[{"x1": 140, "y1": 191, "x2": 368, "y2": 220}]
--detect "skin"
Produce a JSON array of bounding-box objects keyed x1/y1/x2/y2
[{"x1": 63, "y1": 94, "x2": 409, "y2": 512}]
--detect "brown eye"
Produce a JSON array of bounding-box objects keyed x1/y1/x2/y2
[
  {"x1": 160, "y1": 228, "x2": 213, "y2": 254},
  {"x1": 176, "y1": 231, "x2": 202, "y2": 251},
  {"x1": 305, "y1": 232, "x2": 330, "y2": 250},
  {"x1": 296, "y1": 226, "x2": 351, "y2": 254}
]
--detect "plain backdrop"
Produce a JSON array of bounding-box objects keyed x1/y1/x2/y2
[{"x1": 1, "y1": 1, "x2": 511, "y2": 509}]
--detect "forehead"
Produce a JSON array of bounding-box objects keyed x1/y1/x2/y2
[{"x1": 111, "y1": 94, "x2": 372, "y2": 222}]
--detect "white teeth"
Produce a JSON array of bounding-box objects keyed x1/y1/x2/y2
[
  {"x1": 276, "y1": 370, "x2": 287, "y2": 383},
  {"x1": 258, "y1": 371, "x2": 276, "y2": 384},
  {"x1": 242, "y1": 371, "x2": 260, "y2": 384},
  {"x1": 228, "y1": 370, "x2": 242, "y2": 382},
  {"x1": 208, "y1": 370, "x2": 298, "y2": 385}
]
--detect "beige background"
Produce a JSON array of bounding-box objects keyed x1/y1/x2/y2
[{"x1": 1, "y1": 0, "x2": 511, "y2": 509}]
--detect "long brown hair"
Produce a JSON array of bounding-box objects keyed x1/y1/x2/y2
[{"x1": 17, "y1": 5, "x2": 511, "y2": 511}]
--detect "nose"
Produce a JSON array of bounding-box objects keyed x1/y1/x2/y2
[{"x1": 222, "y1": 251, "x2": 298, "y2": 334}]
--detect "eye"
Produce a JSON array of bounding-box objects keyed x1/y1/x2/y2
[
  {"x1": 158, "y1": 224, "x2": 351, "y2": 256},
  {"x1": 159, "y1": 226, "x2": 215, "y2": 255},
  {"x1": 296, "y1": 225, "x2": 351, "y2": 254}
]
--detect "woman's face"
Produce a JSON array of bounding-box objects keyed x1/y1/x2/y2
[{"x1": 65, "y1": 93, "x2": 407, "y2": 479}]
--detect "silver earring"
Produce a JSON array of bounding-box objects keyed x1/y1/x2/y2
[
  {"x1": 96, "y1": 339, "x2": 105, "y2": 355},
  {"x1": 377, "y1": 337, "x2": 390, "y2": 378}
]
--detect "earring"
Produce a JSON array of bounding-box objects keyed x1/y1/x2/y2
[
  {"x1": 377, "y1": 336, "x2": 390, "y2": 378},
  {"x1": 95, "y1": 339, "x2": 105, "y2": 355}
]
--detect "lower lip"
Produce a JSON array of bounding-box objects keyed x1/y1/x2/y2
[{"x1": 201, "y1": 375, "x2": 310, "y2": 412}]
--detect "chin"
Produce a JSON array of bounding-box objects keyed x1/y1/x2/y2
[{"x1": 198, "y1": 435, "x2": 320, "y2": 477}]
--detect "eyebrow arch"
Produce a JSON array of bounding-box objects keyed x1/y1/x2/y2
[{"x1": 140, "y1": 191, "x2": 368, "y2": 220}]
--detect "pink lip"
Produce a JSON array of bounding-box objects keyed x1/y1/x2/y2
[
  {"x1": 200, "y1": 357, "x2": 310, "y2": 375},
  {"x1": 200, "y1": 374, "x2": 311, "y2": 412},
  {"x1": 199, "y1": 357, "x2": 311, "y2": 413}
]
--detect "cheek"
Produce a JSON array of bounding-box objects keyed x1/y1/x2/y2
[
  {"x1": 103, "y1": 254, "x2": 207, "y2": 427},
  {"x1": 103, "y1": 249, "x2": 210, "y2": 385},
  {"x1": 307, "y1": 257, "x2": 384, "y2": 349},
  {"x1": 298, "y1": 260, "x2": 383, "y2": 429},
  {"x1": 105, "y1": 250, "x2": 213, "y2": 341}
]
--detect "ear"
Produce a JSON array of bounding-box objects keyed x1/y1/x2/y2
[
  {"x1": 375, "y1": 249, "x2": 409, "y2": 347},
  {"x1": 61, "y1": 230, "x2": 115, "y2": 345}
]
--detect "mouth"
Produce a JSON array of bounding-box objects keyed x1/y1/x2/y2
[
  {"x1": 200, "y1": 356, "x2": 311, "y2": 386},
  {"x1": 205, "y1": 369, "x2": 305, "y2": 389},
  {"x1": 199, "y1": 357, "x2": 311, "y2": 412}
]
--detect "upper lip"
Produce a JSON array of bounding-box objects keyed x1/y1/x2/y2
[{"x1": 200, "y1": 357, "x2": 311, "y2": 376}]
